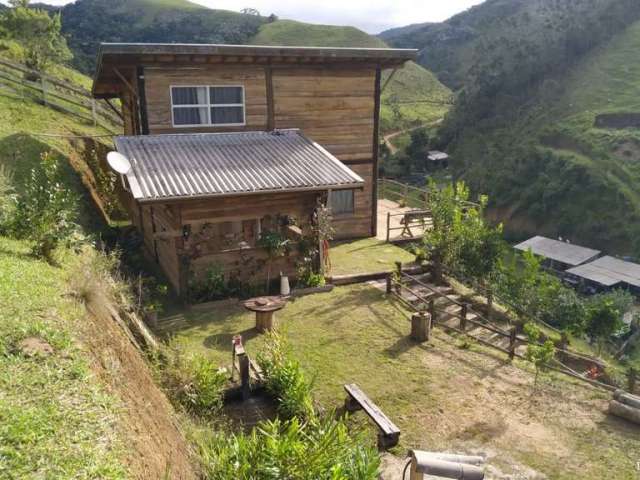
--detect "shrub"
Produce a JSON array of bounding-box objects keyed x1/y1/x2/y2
[
  {"x1": 161, "y1": 348, "x2": 227, "y2": 419},
  {"x1": 10, "y1": 152, "x2": 80, "y2": 263},
  {"x1": 188, "y1": 264, "x2": 227, "y2": 304},
  {"x1": 193, "y1": 416, "x2": 380, "y2": 480},
  {"x1": 0, "y1": 165, "x2": 16, "y2": 233},
  {"x1": 257, "y1": 331, "x2": 314, "y2": 420},
  {"x1": 524, "y1": 322, "x2": 556, "y2": 387}
]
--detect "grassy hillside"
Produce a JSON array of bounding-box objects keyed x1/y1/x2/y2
[
  {"x1": 251, "y1": 19, "x2": 387, "y2": 48},
  {"x1": 0, "y1": 56, "x2": 198, "y2": 478},
  {"x1": 380, "y1": 0, "x2": 640, "y2": 90},
  {"x1": 450, "y1": 18, "x2": 640, "y2": 254},
  {"x1": 58, "y1": 0, "x2": 267, "y2": 73}
]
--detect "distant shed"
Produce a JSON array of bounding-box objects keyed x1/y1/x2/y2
[
  {"x1": 426, "y1": 150, "x2": 449, "y2": 170},
  {"x1": 566, "y1": 256, "x2": 640, "y2": 293},
  {"x1": 513, "y1": 236, "x2": 601, "y2": 271}
]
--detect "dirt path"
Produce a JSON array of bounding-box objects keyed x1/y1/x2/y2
[{"x1": 382, "y1": 119, "x2": 443, "y2": 154}]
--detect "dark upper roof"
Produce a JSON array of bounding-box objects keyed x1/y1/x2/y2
[
  {"x1": 566, "y1": 256, "x2": 640, "y2": 288},
  {"x1": 93, "y1": 42, "x2": 418, "y2": 97},
  {"x1": 514, "y1": 236, "x2": 601, "y2": 267},
  {"x1": 114, "y1": 129, "x2": 365, "y2": 202}
]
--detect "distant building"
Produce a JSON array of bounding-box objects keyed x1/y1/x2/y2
[
  {"x1": 426, "y1": 151, "x2": 449, "y2": 170},
  {"x1": 513, "y1": 235, "x2": 601, "y2": 272},
  {"x1": 566, "y1": 256, "x2": 640, "y2": 294}
]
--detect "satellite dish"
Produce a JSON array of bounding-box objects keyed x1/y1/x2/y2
[{"x1": 107, "y1": 151, "x2": 132, "y2": 175}]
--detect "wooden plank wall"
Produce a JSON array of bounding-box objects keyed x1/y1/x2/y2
[
  {"x1": 143, "y1": 66, "x2": 268, "y2": 134},
  {"x1": 272, "y1": 67, "x2": 376, "y2": 239}
]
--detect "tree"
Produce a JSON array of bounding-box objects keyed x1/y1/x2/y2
[
  {"x1": 586, "y1": 297, "x2": 624, "y2": 354},
  {"x1": 524, "y1": 322, "x2": 555, "y2": 388},
  {"x1": 406, "y1": 128, "x2": 430, "y2": 171},
  {"x1": 1, "y1": 0, "x2": 72, "y2": 71}
]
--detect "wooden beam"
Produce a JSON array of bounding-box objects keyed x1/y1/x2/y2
[
  {"x1": 380, "y1": 68, "x2": 399, "y2": 94},
  {"x1": 104, "y1": 98, "x2": 124, "y2": 121},
  {"x1": 371, "y1": 66, "x2": 382, "y2": 237},
  {"x1": 112, "y1": 68, "x2": 138, "y2": 99},
  {"x1": 265, "y1": 65, "x2": 275, "y2": 131}
]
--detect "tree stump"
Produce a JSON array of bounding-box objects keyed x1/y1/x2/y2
[{"x1": 411, "y1": 312, "x2": 431, "y2": 342}]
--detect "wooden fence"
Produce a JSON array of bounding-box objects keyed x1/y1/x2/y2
[
  {"x1": 387, "y1": 265, "x2": 634, "y2": 393},
  {"x1": 0, "y1": 58, "x2": 123, "y2": 131},
  {"x1": 378, "y1": 178, "x2": 430, "y2": 209}
]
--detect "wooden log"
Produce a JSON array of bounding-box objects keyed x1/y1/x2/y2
[
  {"x1": 411, "y1": 312, "x2": 430, "y2": 342},
  {"x1": 386, "y1": 273, "x2": 392, "y2": 294},
  {"x1": 629, "y1": 368, "x2": 637, "y2": 394},
  {"x1": 614, "y1": 389, "x2": 640, "y2": 410},
  {"x1": 428, "y1": 300, "x2": 436, "y2": 327},
  {"x1": 609, "y1": 399, "x2": 640, "y2": 424}
]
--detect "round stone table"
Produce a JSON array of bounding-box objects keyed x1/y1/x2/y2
[{"x1": 243, "y1": 296, "x2": 287, "y2": 333}]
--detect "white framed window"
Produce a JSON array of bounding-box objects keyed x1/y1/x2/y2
[
  {"x1": 329, "y1": 190, "x2": 355, "y2": 215},
  {"x1": 170, "y1": 85, "x2": 245, "y2": 127}
]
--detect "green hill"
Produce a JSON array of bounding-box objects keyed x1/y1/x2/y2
[
  {"x1": 57, "y1": 0, "x2": 267, "y2": 73},
  {"x1": 446, "y1": 17, "x2": 640, "y2": 254},
  {"x1": 380, "y1": 0, "x2": 640, "y2": 91},
  {"x1": 251, "y1": 19, "x2": 387, "y2": 48}
]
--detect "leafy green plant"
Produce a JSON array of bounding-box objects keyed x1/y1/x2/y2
[
  {"x1": 524, "y1": 322, "x2": 556, "y2": 387},
  {"x1": 257, "y1": 331, "x2": 315, "y2": 420},
  {"x1": 188, "y1": 264, "x2": 227, "y2": 304},
  {"x1": 193, "y1": 415, "x2": 380, "y2": 480},
  {"x1": 0, "y1": 164, "x2": 16, "y2": 233},
  {"x1": 257, "y1": 230, "x2": 290, "y2": 292},
  {"x1": 161, "y1": 348, "x2": 227, "y2": 419},
  {"x1": 586, "y1": 296, "x2": 624, "y2": 354},
  {"x1": 9, "y1": 152, "x2": 80, "y2": 263}
]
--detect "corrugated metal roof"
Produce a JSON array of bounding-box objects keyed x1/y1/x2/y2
[
  {"x1": 115, "y1": 129, "x2": 365, "y2": 202},
  {"x1": 427, "y1": 151, "x2": 449, "y2": 161},
  {"x1": 514, "y1": 236, "x2": 601, "y2": 266},
  {"x1": 567, "y1": 256, "x2": 640, "y2": 288}
]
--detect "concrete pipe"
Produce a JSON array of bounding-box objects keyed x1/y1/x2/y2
[
  {"x1": 414, "y1": 451, "x2": 485, "y2": 466},
  {"x1": 409, "y1": 451, "x2": 484, "y2": 480},
  {"x1": 613, "y1": 389, "x2": 640, "y2": 410}
]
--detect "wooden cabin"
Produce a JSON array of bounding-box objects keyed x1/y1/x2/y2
[{"x1": 91, "y1": 43, "x2": 416, "y2": 295}]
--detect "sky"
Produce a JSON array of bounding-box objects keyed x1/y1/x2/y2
[{"x1": 19, "y1": 0, "x2": 486, "y2": 34}]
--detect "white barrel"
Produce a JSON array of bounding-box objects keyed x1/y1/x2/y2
[{"x1": 280, "y1": 274, "x2": 291, "y2": 296}]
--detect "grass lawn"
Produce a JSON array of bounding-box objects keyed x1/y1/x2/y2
[
  {"x1": 329, "y1": 237, "x2": 415, "y2": 276},
  {"x1": 160, "y1": 283, "x2": 640, "y2": 480},
  {"x1": 0, "y1": 237, "x2": 127, "y2": 479}
]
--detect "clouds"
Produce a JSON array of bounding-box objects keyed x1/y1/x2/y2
[{"x1": 6, "y1": 0, "x2": 486, "y2": 33}]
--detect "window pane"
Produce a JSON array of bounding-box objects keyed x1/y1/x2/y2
[
  {"x1": 211, "y1": 106, "x2": 244, "y2": 125},
  {"x1": 210, "y1": 86, "x2": 243, "y2": 104},
  {"x1": 173, "y1": 107, "x2": 208, "y2": 125},
  {"x1": 329, "y1": 190, "x2": 355, "y2": 215},
  {"x1": 172, "y1": 86, "x2": 207, "y2": 105}
]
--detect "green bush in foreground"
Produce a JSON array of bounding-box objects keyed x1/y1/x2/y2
[
  {"x1": 193, "y1": 416, "x2": 380, "y2": 480},
  {"x1": 161, "y1": 348, "x2": 227, "y2": 419},
  {"x1": 257, "y1": 330, "x2": 315, "y2": 420}
]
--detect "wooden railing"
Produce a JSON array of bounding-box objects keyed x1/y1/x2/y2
[
  {"x1": 378, "y1": 178, "x2": 430, "y2": 209},
  {"x1": 387, "y1": 265, "x2": 633, "y2": 393},
  {"x1": 0, "y1": 58, "x2": 123, "y2": 131}
]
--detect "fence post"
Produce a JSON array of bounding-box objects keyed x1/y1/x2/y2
[
  {"x1": 381, "y1": 178, "x2": 386, "y2": 200},
  {"x1": 386, "y1": 273, "x2": 392, "y2": 295},
  {"x1": 40, "y1": 77, "x2": 47, "y2": 106},
  {"x1": 411, "y1": 312, "x2": 430, "y2": 342},
  {"x1": 486, "y1": 289, "x2": 493, "y2": 322},
  {"x1": 91, "y1": 99, "x2": 97, "y2": 126},
  {"x1": 428, "y1": 299, "x2": 436, "y2": 327},
  {"x1": 629, "y1": 367, "x2": 637, "y2": 394},
  {"x1": 386, "y1": 211, "x2": 391, "y2": 243},
  {"x1": 460, "y1": 303, "x2": 468, "y2": 331},
  {"x1": 509, "y1": 327, "x2": 517, "y2": 361},
  {"x1": 394, "y1": 261, "x2": 402, "y2": 295}
]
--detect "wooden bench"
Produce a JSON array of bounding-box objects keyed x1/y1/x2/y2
[
  {"x1": 344, "y1": 383, "x2": 400, "y2": 449},
  {"x1": 400, "y1": 211, "x2": 430, "y2": 238}
]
